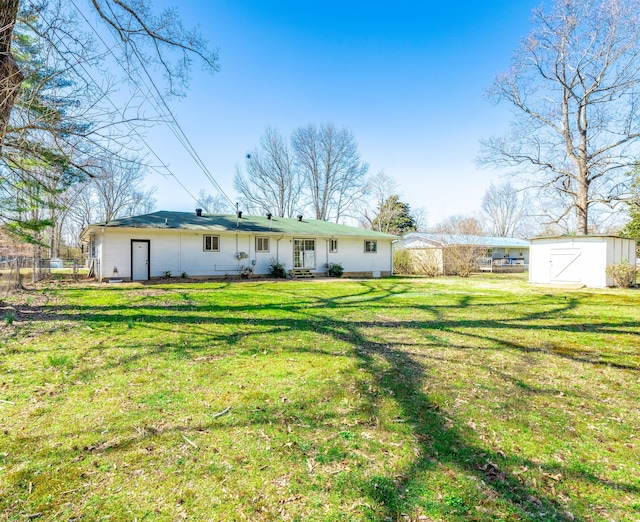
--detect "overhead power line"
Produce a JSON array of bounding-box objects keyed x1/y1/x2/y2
[
  {"x1": 40, "y1": 5, "x2": 203, "y2": 210},
  {"x1": 69, "y1": 0, "x2": 236, "y2": 211}
]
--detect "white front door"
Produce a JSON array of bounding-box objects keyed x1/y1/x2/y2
[
  {"x1": 131, "y1": 240, "x2": 149, "y2": 280},
  {"x1": 293, "y1": 239, "x2": 315, "y2": 269}
]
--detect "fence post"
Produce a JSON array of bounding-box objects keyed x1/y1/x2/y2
[
  {"x1": 17, "y1": 258, "x2": 23, "y2": 290},
  {"x1": 73, "y1": 259, "x2": 77, "y2": 282}
]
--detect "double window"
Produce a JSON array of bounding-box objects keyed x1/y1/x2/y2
[
  {"x1": 364, "y1": 240, "x2": 377, "y2": 253},
  {"x1": 256, "y1": 237, "x2": 270, "y2": 252},
  {"x1": 203, "y1": 235, "x2": 220, "y2": 252},
  {"x1": 329, "y1": 239, "x2": 338, "y2": 253}
]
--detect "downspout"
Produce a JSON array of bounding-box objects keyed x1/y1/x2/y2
[
  {"x1": 253, "y1": 235, "x2": 257, "y2": 264},
  {"x1": 390, "y1": 240, "x2": 394, "y2": 276},
  {"x1": 326, "y1": 238, "x2": 329, "y2": 274},
  {"x1": 99, "y1": 227, "x2": 104, "y2": 282},
  {"x1": 276, "y1": 235, "x2": 284, "y2": 264}
]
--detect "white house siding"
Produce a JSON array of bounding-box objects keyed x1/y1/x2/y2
[
  {"x1": 91, "y1": 233, "x2": 103, "y2": 280},
  {"x1": 256, "y1": 236, "x2": 392, "y2": 276},
  {"x1": 529, "y1": 236, "x2": 637, "y2": 288},
  {"x1": 95, "y1": 228, "x2": 392, "y2": 280},
  {"x1": 99, "y1": 230, "x2": 239, "y2": 279},
  {"x1": 324, "y1": 237, "x2": 392, "y2": 276}
]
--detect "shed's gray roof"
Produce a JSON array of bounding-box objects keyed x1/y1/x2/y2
[
  {"x1": 399, "y1": 232, "x2": 529, "y2": 248},
  {"x1": 84, "y1": 211, "x2": 397, "y2": 239},
  {"x1": 529, "y1": 235, "x2": 636, "y2": 241}
]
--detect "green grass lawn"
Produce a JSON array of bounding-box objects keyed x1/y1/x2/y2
[{"x1": 0, "y1": 274, "x2": 638, "y2": 521}]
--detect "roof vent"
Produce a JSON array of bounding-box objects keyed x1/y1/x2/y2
[
  {"x1": 266, "y1": 212, "x2": 272, "y2": 220},
  {"x1": 195, "y1": 208, "x2": 202, "y2": 217},
  {"x1": 237, "y1": 210, "x2": 243, "y2": 218},
  {"x1": 297, "y1": 214, "x2": 303, "y2": 222}
]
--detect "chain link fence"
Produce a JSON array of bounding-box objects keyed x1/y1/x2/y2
[{"x1": 1, "y1": 257, "x2": 83, "y2": 296}]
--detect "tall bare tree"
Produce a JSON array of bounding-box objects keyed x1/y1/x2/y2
[
  {"x1": 234, "y1": 127, "x2": 302, "y2": 217},
  {"x1": 1, "y1": 0, "x2": 217, "y2": 244},
  {"x1": 481, "y1": 0, "x2": 640, "y2": 235},
  {"x1": 64, "y1": 182, "x2": 98, "y2": 247},
  {"x1": 481, "y1": 182, "x2": 529, "y2": 237},
  {"x1": 0, "y1": 0, "x2": 218, "y2": 148},
  {"x1": 430, "y1": 215, "x2": 487, "y2": 277},
  {"x1": 360, "y1": 170, "x2": 397, "y2": 229},
  {"x1": 432, "y1": 215, "x2": 485, "y2": 236},
  {"x1": 91, "y1": 157, "x2": 156, "y2": 221},
  {"x1": 196, "y1": 189, "x2": 231, "y2": 214},
  {"x1": 292, "y1": 122, "x2": 368, "y2": 222}
]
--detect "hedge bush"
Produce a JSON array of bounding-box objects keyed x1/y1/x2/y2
[{"x1": 606, "y1": 262, "x2": 638, "y2": 288}]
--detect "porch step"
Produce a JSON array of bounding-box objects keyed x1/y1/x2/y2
[{"x1": 290, "y1": 269, "x2": 314, "y2": 279}]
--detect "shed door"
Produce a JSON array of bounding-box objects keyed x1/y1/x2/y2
[
  {"x1": 131, "y1": 240, "x2": 150, "y2": 281},
  {"x1": 550, "y1": 249, "x2": 581, "y2": 283}
]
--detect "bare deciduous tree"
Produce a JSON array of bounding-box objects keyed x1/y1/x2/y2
[
  {"x1": 1, "y1": 0, "x2": 216, "y2": 245},
  {"x1": 481, "y1": 0, "x2": 640, "y2": 235},
  {"x1": 62, "y1": 158, "x2": 155, "y2": 249},
  {"x1": 234, "y1": 127, "x2": 302, "y2": 217},
  {"x1": 430, "y1": 215, "x2": 487, "y2": 276},
  {"x1": 196, "y1": 189, "x2": 231, "y2": 214},
  {"x1": 431, "y1": 215, "x2": 485, "y2": 236},
  {"x1": 292, "y1": 122, "x2": 368, "y2": 222},
  {"x1": 360, "y1": 170, "x2": 398, "y2": 229},
  {"x1": 0, "y1": 0, "x2": 218, "y2": 147},
  {"x1": 481, "y1": 182, "x2": 529, "y2": 237},
  {"x1": 89, "y1": 157, "x2": 156, "y2": 222}
]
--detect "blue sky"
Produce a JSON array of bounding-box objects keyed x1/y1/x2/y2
[{"x1": 124, "y1": 1, "x2": 542, "y2": 224}]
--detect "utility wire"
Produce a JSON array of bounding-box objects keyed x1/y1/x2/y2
[
  {"x1": 71, "y1": 0, "x2": 235, "y2": 211},
  {"x1": 47, "y1": 17, "x2": 203, "y2": 209},
  {"x1": 38, "y1": 7, "x2": 203, "y2": 210}
]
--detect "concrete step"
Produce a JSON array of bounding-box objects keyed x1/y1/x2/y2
[{"x1": 290, "y1": 269, "x2": 314, "y2": 279}]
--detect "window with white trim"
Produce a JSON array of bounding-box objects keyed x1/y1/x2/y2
[
  {"x1": 329, "y1": 239, "x2": 338, "y2": 253},
  {"x1": 256, "y1": 236, "x2": 270, "y2": 252},
  {"x1": 364, "y1": 240, "x2": 377, "y2": 253},
  {"x1": 203, "y1": 235, "x2": 220, "y2": 252}
]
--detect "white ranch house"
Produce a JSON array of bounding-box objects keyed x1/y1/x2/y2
[{"x1": 81, "y1": 211, "x2": 395, "y2": 281}]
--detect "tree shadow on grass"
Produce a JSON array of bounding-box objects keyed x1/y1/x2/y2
[
  {"x1": 3, "y1": 281, "x2": 639, "y2": 519},
  {"x1": 312, "y1": 320, "x2": 577, "y2": 520}
]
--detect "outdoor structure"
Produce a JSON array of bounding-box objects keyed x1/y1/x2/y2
[
  {"x1": 395, "y1": 233, "x2": 530, "y2": 276},
  {"x1": 529, "y1": 235, "x2": 637, "y2": 288},
  {"x1": 80, "y1": 210, "x2": 395, "y2": 281}
]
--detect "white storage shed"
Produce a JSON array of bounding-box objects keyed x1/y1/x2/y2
[{"x1": 529, "y1": 236, "x2": 637, "y2": 288}]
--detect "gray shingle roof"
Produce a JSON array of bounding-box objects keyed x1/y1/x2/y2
[
  {"x1": 399, "y1": 232, "x2": 529, "y2": 248},
  {"x1": 86, "y1": 211, "x2": 397, "y2": 239}
]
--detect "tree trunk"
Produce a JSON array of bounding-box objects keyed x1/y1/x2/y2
[
  {"x1": 576, "y1": 173, "x2": 589, "y2": 235},
  {"x1": 0, "y1": 0, "x2": 23, "y2": 150}
]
